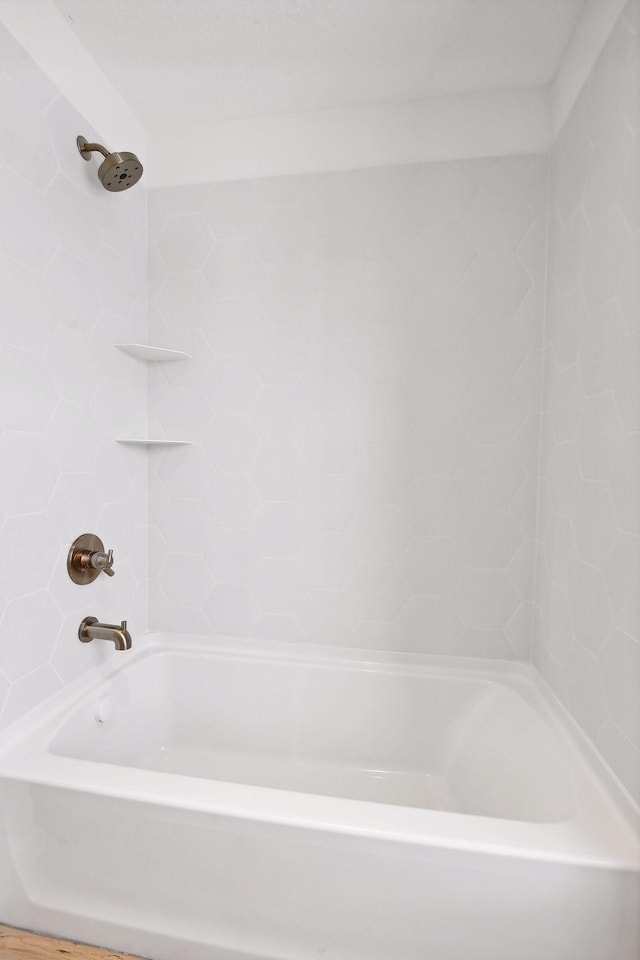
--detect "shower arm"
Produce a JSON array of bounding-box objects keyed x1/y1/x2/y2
[{"x1": 76, "y1": 136, "x2": 110, "y2": 161}]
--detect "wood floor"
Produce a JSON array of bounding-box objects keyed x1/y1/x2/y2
[{"x1": 0, "y1": 924, "x2": 146, "y2": 960}]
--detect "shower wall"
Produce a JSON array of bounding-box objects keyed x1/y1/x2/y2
[
  {"x1": 0, "y1": 0, "x2": 635, "y2": 816},
  {"x1": 0, "y1": 24, "x2": 148, "y2": 731},
  {"x1": 534, "y1": 0, "x2": 640, "y2": 805},
  {"x1": 148, "y1": 155, "x2": 547, "y2": 657}
]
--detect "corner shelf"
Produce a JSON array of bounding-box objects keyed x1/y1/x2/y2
[
  {"x1": 115, "y1": 344, "x2": 191, "y2": 448},
  {"x1": 116, "y1": 439, "x2": 192, "y2": 446},
  {"x1": 116, "y1": 343, "x2": 191, "y2": 362}
]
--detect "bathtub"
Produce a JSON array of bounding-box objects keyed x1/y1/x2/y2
[{"x1": 0, "y1": 635, "x2": 637, "y2": 960}]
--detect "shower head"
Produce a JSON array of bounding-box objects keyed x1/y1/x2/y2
[{"x1": 77, "y1": 135, "x2": 143, "y2": 192}]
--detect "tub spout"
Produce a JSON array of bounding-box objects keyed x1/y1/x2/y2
[{"x1": 78, "y1": 616, "x2": 132, "y2": 650}]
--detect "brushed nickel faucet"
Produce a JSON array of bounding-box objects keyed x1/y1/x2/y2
[{"x1": 79, "y1": 616, "x2": 132, "y2": 651}]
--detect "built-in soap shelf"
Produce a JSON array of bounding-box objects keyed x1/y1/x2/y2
[
  {"x1": 116, "y1": 439, "x2": 192, "y2": 446},
  {"x1": 116, "y1": 344, "x2": 191, "y2": 446},
  {"x1": 116, "y1": 343, "x2": 191, "y2": 362}
]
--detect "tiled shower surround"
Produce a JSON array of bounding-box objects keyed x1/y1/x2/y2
[
  {"x1": 148, "y1": 156, "x2": 547, "y2": 658},
  {"x1": 0, "y1": 0, "x2": 637, "y2": 811},
  {"x1": 0, "y1": 23, "x2": 148, "y2": 730},
  {"x1": 534, "y1": 2, "x2": 640, "y2": 804}
]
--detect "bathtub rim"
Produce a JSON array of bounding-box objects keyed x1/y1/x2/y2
[{"x1": 0, "y1": 632, "x2": 638, "y2": 873}]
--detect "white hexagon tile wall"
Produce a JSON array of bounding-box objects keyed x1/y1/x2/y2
[
  {"x1": 147, "y1": 154, "x2": 548, "y2": 659},
  {"x1": 534, "y1": 1, "x2": 640, "y2": 806},
  {"x1": 0, "y1": 23, "x2": 148, "y2": 730},
  {"x1": 2, "y1": 0, "x2": 638, "y2": 816}
]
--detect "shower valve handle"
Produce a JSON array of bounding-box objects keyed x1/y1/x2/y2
[
  {"x1": 67, "y1": 534, "x2": 116, "y2": 585},
  {"x1": 90, "y1": 548, "x2": 115, "y2": 577}
]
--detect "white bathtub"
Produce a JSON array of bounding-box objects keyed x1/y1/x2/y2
[{"x1": 0, "y1": 635, "x2": 637, "y2": 960}]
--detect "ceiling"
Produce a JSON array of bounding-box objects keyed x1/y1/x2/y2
[{"x1": 52, "y1": 0, "x2": 586, "y2": 131}]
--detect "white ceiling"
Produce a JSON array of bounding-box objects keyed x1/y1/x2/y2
[{"x1": 52, "y1": 0, "x2": 586, "y2": 130}]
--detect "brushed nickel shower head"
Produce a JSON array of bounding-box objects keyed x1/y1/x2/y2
[{"x1": 77, "y1": 135, "x2": 143, "y2": 192}]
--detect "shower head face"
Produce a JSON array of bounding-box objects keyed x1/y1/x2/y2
[{"x1": 98, "y1": 151, "x2": 143, "y2": 192}]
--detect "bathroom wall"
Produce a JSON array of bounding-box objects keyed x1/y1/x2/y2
[
  {"x1": 0, "y1": 23, "x2": 148, "y2": 731},
  {"x1": 534, "y1": 0, "x2": 640, "y2": 804},
  {"x1": 0, "y1": 0, "x2": 634, "y2": 813},
  {"x1": 147, "y1": 155, "x2": 547, "y2": 658}
]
